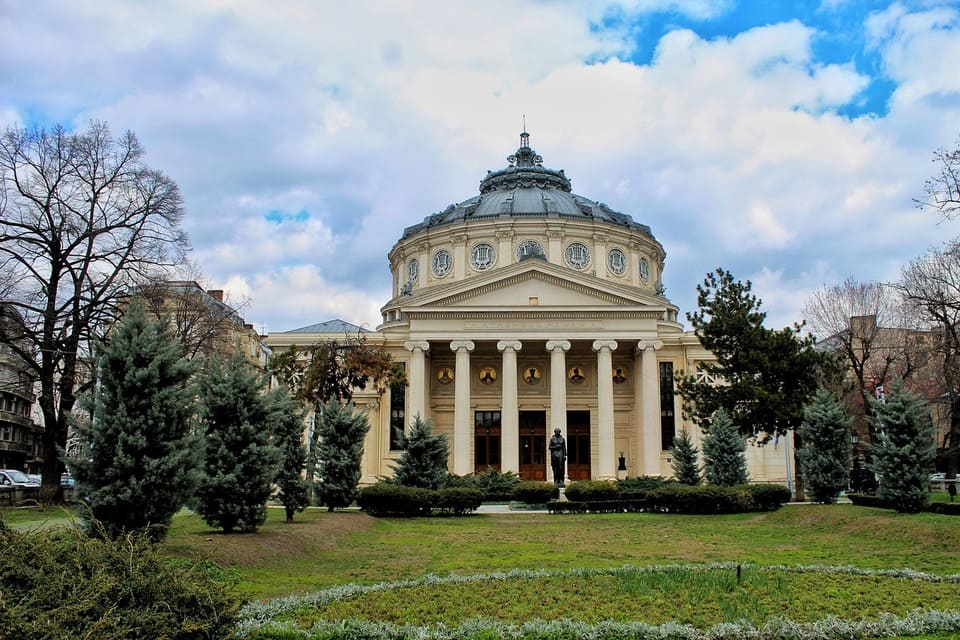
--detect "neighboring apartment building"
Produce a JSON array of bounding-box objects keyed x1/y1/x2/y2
[
  {"x1": 0, "y1": 306, "x2": 43, "y2": 473},
  {"x1": 134, "y1": 280, "x2": 270, "y2": 373},
  {"x1": 266, "y1": 132, "x2": 794, "y2": 487},
  {"x1": 819, "y1": 314, "x2": 952, "y2": 471}
]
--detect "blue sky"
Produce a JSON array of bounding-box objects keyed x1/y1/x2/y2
[{"x1": 2, "y1": 1, "x2": 958, "y2": 334}]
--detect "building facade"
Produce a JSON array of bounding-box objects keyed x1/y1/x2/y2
[
  {"x1": 266, "y1": 133, "x2": 793, "y2": 486},
  {"x1": 0, "y1": 306, "x2": 43, "y2": 473}
]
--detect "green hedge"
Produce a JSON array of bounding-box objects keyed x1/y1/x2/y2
[
  {"x1": 446, "y1": 468, "x2": 521, "y2": 502},
  {"x1": 563, "y1": 480, "x2": 618, "y2": 501},
  {"x1": 357, "y1": 484, "x2": 484, "y2": 517},
  {"x1": 434, "y1": 488, "x2": 484, "y2": 516},
  {"x1": 0, "y1": 519, "x2": 240, "y2": 639},
  {"x1": 513, "y1": 481, "x2": 558, "y2": 505},
  {"x1": 548, "y1": 484, "x2": 790, "y2": 515}
]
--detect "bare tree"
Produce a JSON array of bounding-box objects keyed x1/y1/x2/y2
[
  {"x1": 916, "y1": 136, "x2": 960, "y2": 221},
  {"x1": 0, "y1": 122, "x2": 188, "y2": 500},
  {"x1": 803, "y1": 278, "x2": 928, "y2": 442},
  {"x1": 897, "y1": 239, "x2": 960, "y2": 478}
]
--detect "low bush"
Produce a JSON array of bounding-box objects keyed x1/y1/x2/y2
[
  {"x1": 513, "y1": 481, "x2": 558, "y2": 505},
  {"x1": 358, "y1": 484, "x2": 485, "y2": 517},
  {"x1": 647, "y1": 484, "x2": 753, "y2": 514},
  {"x1": 564, "y1": 480, "x2": 618, "y2": 502},
  {"x1": 447, "y1": 468, "x2": 521, "y2": 501},
  {"x1": 0, "y1": 518, "x2": 240, "y2": 640},
  {"x1": 434, "y1": 488, "x2": 483, "y2": 516},
  {"x1": 849, "y1": 493, "x2": 960, "y2": 516},
  {"x1": 358, "y1": 483, "x2": 433, "y2": 517},
  {"x1": 738, "y1": 483, "x2": 792, "y2": 510},
  {"x1": 616, "y1": 476, "x2": 673, "y2": 495}
]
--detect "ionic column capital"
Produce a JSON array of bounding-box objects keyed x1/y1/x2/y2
[
  {"x1": 497, "y1": 340, "x2": 522, "y2": 353},
  {"x1": 450, "y1": 340, "x2": 475, "y2": 353},
  {"x1": 404, "y1": 340, "x2": 431, "y2": 353},
  {"x1": 592, "y1": 340, "x2": 618, "y2": 353},
  {"x1": 636, "y1": 339, "x2": 663, "y2": 353},
  {"x1": 545, "y1": 340, "x2": 571, "y2": 352}
]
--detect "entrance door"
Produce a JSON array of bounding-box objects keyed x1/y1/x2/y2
[
  {"x1": 518, "y1": 411, "x2": 546, "y2": 481},
  {"x1": 567, "y1": 410, "x2": 591, "y2": 480},
  {"x1": 474, "y1": 411, "x2": 501, "y2": 472}
]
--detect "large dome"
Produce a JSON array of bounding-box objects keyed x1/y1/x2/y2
[{"x1": 402, "y1": 132, "x2": 653, "y2": 239}]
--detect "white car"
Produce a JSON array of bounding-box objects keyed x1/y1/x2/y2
[
  {"x1": 0, "y1": 469, "x2": 38, "y2": 487},
  {"x1": 929, "y1": 472, "x2": 946, "y2": 481}
]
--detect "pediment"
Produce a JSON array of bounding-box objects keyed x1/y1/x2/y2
[{"x1": 404, "y1": 261, "x2": 666, "y2": 311}]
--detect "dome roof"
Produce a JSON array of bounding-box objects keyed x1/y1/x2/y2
[{"x1": 401, "y1": 132, "x2": 654, "y2": 239}]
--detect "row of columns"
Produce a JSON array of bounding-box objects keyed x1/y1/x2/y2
[{"x1": 404, "y1": 339, "x2": 663, "y2": 479}]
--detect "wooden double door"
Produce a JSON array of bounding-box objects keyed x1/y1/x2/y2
[{"x1": 518, "y1": 411, "x2": 546, "y2": 481}]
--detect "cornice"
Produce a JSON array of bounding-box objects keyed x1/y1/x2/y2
[{"x1": 405, "y1": 309, "x2": 664, "y2": 320}]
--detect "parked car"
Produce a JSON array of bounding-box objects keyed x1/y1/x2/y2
[
  {"x1": 0, "y1": 469, "x2": 37, "y2": 487},
  {"x1": 60, "y1": 473, "x2": 75, "y2": 487},
  {"x1": 930, "y1": 472, "x2": 946, "y2": 481},
  {"x1": 26, "y1": 473, "x2": 41, "y2": 485}
]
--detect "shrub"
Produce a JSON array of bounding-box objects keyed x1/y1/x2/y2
[
  {"x1": 0, "y1": 521, "x2": 240, "y2": 639},
  {"x1": 358, "y1": 483, "x2": 433, "y2": 517},
  {"x1": 513, "y1": 481, "x2": 559, "y2": 504},
  {"x1": 564, "y1": 480, "x2": 618, "y2": 502},
  {"x1": 647, "y1": 484, "x2": 753, "y2": 514},
  {"x1": 739, "y1": 483, "x2": 791, "y2": 510},
  {"x1": 392, "y1": 416, "x2": 449, "y2": 490},
  {"x1": 617, "y1": 476, "x2": 674, "y2": 498},
  {"x1": 472, "y1": 467, "x2": 522, "y2": 501},
  {"x1": 435, "y1": 488, "x2": 483, "y2": 516},
  {"x1": 796, "y1": 388, "x2": 852, "y2": 504}
]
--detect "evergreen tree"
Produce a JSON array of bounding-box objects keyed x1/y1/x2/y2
[
  {"x1": 195, "y1": 352, "x2": 281, "y2": 532},
  {"x1": 796, "y1": 388, "x2": 852, "y2": 504},
  {"x1": 869, "y1": 385, "x2": 936, "y2": 513},
  {"x1": 676, "y1": 269, "x2": 833, "y2": 439},
  {"x1": 670, "y1": 429, "x2": 702, "y2": 485},
  {"x1": 267, "y1": 388, "x2": 310, "y2": 523},
  {"x1": 71, "y1": 299, "x2": 198, "y2": 541},
  {"x1": 315, "y1": 399, "x2": 370, "y2": 511},
  {"x1": 392, "y1": 415, "x2": 449, "y2": 489},
  {"x1": 702, "y1": 409, "x2": 748, "y2": 486}
]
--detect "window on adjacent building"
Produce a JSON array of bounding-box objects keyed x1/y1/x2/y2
[{"x1": 659, "y1": 362, "x2": 676, "y2": 450}]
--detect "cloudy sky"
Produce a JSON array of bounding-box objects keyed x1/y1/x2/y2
[{"x1": 2, "y1": 1, "x2": 958, "y2": 335}]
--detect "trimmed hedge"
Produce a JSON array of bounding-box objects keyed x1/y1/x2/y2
[
  {"x1": 563, "y1": 480, "x2": 618, "y2": 502},
  {"x1": 357, "y1": 484, "x2": 483, "y2": 517},
  {"x1": 548, "y1": 483, "x2": 791, "y2": 515},
  {"x1": 513, "y1": 481, "x2": 558, "y2": 505}
]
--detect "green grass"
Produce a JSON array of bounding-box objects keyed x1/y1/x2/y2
[{"x1": 6, "y1": 503, "x2": 960, "y2": 638}]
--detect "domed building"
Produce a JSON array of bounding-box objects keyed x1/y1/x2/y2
[{"x1": 266, "y1": 132, "x2": 792, "y2": 486}]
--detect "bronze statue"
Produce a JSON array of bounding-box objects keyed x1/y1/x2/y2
[{"x1": 549, "y1": 428, "x2": 566, "y2": 487}]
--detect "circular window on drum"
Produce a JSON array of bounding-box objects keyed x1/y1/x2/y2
[
  {"x1": 471, "y1": 243, "x2": 496, "y2": 271},
  {"x1": 565, "y1": 242, "x2": 590, "y2": 270},
  {"x1": 516, "y1": 239, "x2": 543, "y2": 261},
  {"x1": 432, "y1": 249, "x2": 452, "y2": 277},
  {"x1": 608, "y1": 249, "x2": 626, "y2": 276}
]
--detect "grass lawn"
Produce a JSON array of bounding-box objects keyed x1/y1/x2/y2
[
  {"x1": 6, "y1": 503, "x2": 959, "y2": 638},
  {"x1": 159, "y1": 504, "x2": 960, "y2": 601}
]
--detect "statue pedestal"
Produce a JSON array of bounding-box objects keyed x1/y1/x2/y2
[{"x1": 557, "y1": 486, "x2": 567, "y2": 502}]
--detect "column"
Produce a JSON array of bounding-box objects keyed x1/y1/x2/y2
[
  {"x1": 638, "y1": 339, "x2": 663, "y2": 476},
  {"x1": 546, "y1": 340, "x2": 571, "y2": 482},
  {"x1": 593, "y1": 340, "x2": 618, "y2": 479},
  {"x1": 498, "y1": 340, "x2": 522, "y2": 474},
  {"x1": 404, "y1": 341, "x2": 430, "y2": 423},
  {"x1": 450, "y1": 340, "x2": 475, "y2": 475}
]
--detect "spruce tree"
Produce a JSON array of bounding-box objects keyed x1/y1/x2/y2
[
  {"x1": 869, "y1": 385, "x2": 936, "y2": 513},
  {"x1": 670, "y1": 429, "x2": 702, "y2": 485},
  {"x1": 702, "y1": 409, "x2": 749, "y2": 486},
  {"x1": 796, "y1": 388, "x2": 852, "y2": 504},
  {"x1": 392, "y1": 415, "x2": 449, "y2": 489},
  {"x1": 71, "y1": 299, "x2": 198, "y2": 541},
  {"x1": 315, "y1": 399, "x2": 370, "y2": 511},
  {"x1": 267, "y1": 388, "x2": 310, "y2": 522},
  {"x1": 195, "y1": 352, "x2": 281, "y2": 532}
]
